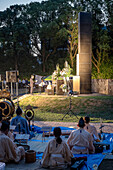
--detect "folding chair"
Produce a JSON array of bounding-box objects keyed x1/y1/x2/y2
[{"x1": 41, "y1": 126, "x2": 52, "y2": 142}]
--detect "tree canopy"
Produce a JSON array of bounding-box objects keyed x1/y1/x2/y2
[{"x1": 0, "y1": 0, "x2": 113, "y2": 78}]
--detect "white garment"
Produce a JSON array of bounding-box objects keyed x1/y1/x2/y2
[
  {"x1": 84, "y1": 124, "x2": 99, "y2": 141},
  {"x1": 41, "y1": 138, "x2": 72, "y2": 168},
  {"x1": 67, "y1": 128, "x2": 95, "y2": 154},
  {"x1": 0, "y1": 133, "x2": 25, "y2": 163}
]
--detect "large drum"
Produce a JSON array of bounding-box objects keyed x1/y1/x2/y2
[
  {"x1": 0, "y1": 98, "x2": 15, "y2": 119},
  {"x1": 25, "y1": 105, "x2": 34, "y2": 121}
]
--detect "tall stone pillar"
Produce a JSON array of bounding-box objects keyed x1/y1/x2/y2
[{"x1": 78, "y1": 12, "x2": 92, "y2": 93}]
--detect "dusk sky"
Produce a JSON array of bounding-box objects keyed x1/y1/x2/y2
[{"x1": 0, "y1": 0, "x2": 43, "y2": 11}]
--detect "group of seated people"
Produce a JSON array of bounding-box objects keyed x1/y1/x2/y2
[
  {"x1": 41, "y1": 117, "x2": 100, "y2": 168},
  {"x1": 0, "y1": 107, "x2": 100, "y2": 168}
]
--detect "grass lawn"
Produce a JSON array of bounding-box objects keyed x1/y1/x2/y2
[{"x1": 15, "y1": 94, "x2": 113, "y2": 123}]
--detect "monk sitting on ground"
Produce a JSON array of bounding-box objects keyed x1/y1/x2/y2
[
  {"x1": 0, "y1": 116, "x2": 14, "y2": 141},
  {"x1": 0, "y1": 121, "x2": 25, "y2": 163},
  {"x1": 67, "y1": 117, "x2": 95, "y2": 154},
  {"x1": 41, "y1": 127, "x2": 72, "y2": 169},
  {"x1": 84, "y1": 116, "x2": 100, "y2": 142},
  {"x1": 11, "y1": 106, "x2": 30, "y2": 134}
]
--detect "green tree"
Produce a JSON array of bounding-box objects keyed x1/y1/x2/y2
[
  {"x1": 0, "y1": 5, "x2": 31, "y2": 71},
  {"x1": 26, "y1": 0, "x2": 71, "y2": 72},
  {"x1": 67, "y1": 11, "x2": 78, "y2": 70}
]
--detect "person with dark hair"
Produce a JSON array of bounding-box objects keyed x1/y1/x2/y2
[
  {"x1": 67, "y1": 117, "x2": 95, "y2": 154},
  {"x1": 84, "y1": 116, "x2": 100, "y2": 142},
  {"x1": 0, "y1": 121, "x2": 25, "y2": 163},
  {"x1": 0, "y1": 117, "x2": 14, "y2": 141},
  {"x1": 41, "y1": 127, "x2": 72, "y2": 169},
  {"x1": 11, "y1": 106, "x2": 30, "y2": 134}
]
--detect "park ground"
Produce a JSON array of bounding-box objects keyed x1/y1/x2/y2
[
  {"x1": 14, "y1": 92, "x2": 113, "y2": 123},
  {"x1": 6, "y1": 92, "x2": 113, "y2": 170}
]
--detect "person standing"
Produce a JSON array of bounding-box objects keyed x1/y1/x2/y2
[
  {"x1": 30, "y1": 76, "x2": 34, "y2": 94},
  {"x1": 22, "y1": 79, "x2": 26, "y2": 87},
  {"x1": 25, "y1": 78, "x2": 28, "y2": 85},
  {"x1": 18, "y1": 79, "x2": 22, "y2": 88}
]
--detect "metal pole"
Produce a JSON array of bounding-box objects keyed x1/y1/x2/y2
[
  {"x1": 26, "y1": 85, "x2": 27, "y2": 94},
  {"x1": 2, "y1": 81, "x2": 4, "y2": 90},
  {"x1": 11, "y1": 82, "x2": 13, "y2": 100},
  {"x1": 14, "y1": 82, "x2": 16, "y2": 95},
  {"x1": 16, "y1": 82, "x2": 18, "y2": 97},
  {"x1": 16, "y1": 82, "x2": 19, "y2": 106}
]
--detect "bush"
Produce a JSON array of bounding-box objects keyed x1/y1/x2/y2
[{"x1": 92, "y1": 61, "x2": 113, "y2": 79}]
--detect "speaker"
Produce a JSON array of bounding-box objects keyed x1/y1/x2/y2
[{"x1": 6, "y1": 70, "x2": 19, "y2": 82}]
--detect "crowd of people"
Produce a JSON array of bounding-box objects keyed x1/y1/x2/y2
[
  {"x1": 18, "y1": 78, "x2": 29, "y2": 88},
  {"x1": 0, "y1": 108, "x2": 100, "y2": 168}
]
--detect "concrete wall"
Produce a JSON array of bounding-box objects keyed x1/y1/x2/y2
[{"x1": 91, "y1": 79, "x2": 113, "y2": 95}]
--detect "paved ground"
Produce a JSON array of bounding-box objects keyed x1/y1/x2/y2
[{"x1": 34, "y1": 121, "x2": 113, "y2": 133}]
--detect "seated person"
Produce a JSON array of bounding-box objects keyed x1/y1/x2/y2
[
  {"x1": 84, "y1": 116, "x2": 100, "y2": 142},
  {"x1": 0, "y1": 116, "x2": 14, "y2": 141},
  {"x1": 67, "y1": 117, "x2": 95, "y2": 154},
  {"x1": 41, "y1": 127, "x2": 72, "y2": 169},
  {"x1": 11, "y1": 106, "x2": 30, "y2": 134},
  {"x1": 0, "y1": 121, "x2": 25, "y2": 163}
]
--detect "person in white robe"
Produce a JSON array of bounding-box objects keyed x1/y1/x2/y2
[
  {"x1": 84, "y1": 116, "x2": 100, "y2": 142},
  {"x1": 30, "y1": 76, "x2": 34, "y2": 94},
  {"x1": 41, "y1": 127, "x2": 72, "y2": 169},
  {"x1": 0, "y1": 121, "x2": 25, "y2": 163},
  {"x1": 67, "y1": 117, "x2": 95, "y2": 154}
]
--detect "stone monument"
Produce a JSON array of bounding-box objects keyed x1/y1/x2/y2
[{"x1": 78, "y1": 12, "x2": 92, "y2": 93}]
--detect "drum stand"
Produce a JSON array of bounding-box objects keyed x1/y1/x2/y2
[{"x1": 62, "y1": 95, "x2": 78, "y2": 120}]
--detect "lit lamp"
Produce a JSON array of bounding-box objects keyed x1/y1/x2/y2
[
  {"x1": 73, "y1": 76, "x2": 80, "y2": 94},
  {"x1": 76, "y1": 54, "x2": 79, "y2": 76},
  {"x1": 73, "y1": 54, "x2": 80, "y2": 94}
]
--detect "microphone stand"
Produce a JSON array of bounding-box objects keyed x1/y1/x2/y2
[{"x1": 62, "y1": 95, "x2": 78, "y2": 120}]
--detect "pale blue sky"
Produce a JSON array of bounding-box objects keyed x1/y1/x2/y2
[{"x1": 0, "y1": 0, "x2": 43, "y2": 11}]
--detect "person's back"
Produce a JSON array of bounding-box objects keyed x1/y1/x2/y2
[
  {"x1": 67, "y1": 117, "x2": 95, "y2": 154},
  {"x1": 0, "y1": 121, "x2": 25, "y2": 163},
  {"x1": 84, "y1": 124, "x2": 98, "y2": 137},
  {"x1": 41, "y1": 127, "x2": 72, "y2": 168},
  {"x1": 11, "y1": 107, "x2": 30, "y2": 134},
  {"x1": 84, "y1": 116, "x2": 100, "y2": 141}
]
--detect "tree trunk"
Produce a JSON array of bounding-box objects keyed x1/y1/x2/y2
[
  {"x1": 43, "y1": 61, "x2": 46, "y2": 72},
  {"x1": 42, "y1": 40, "x2": 46, "y2": 73}
]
